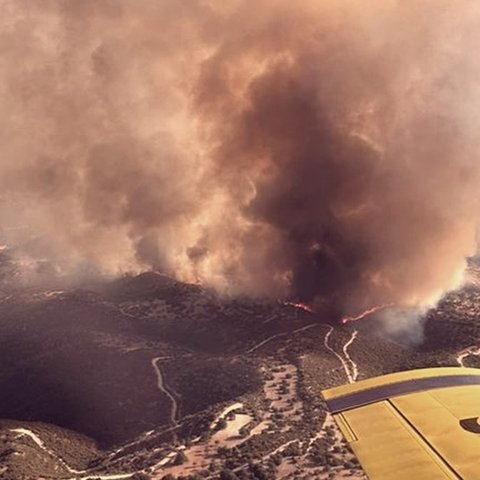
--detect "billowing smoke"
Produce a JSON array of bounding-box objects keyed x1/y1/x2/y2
[{"x1": 1, "y1": 0, "x2": 479, "y2": 316}]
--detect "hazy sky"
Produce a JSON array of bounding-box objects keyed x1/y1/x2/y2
[{"x1": 1, "y1": 0, "x2": 479, "y2": 316}]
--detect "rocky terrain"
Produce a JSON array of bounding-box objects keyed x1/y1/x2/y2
[{"x1": 1, "y1": 260, "x2": 480, "y2": 480}]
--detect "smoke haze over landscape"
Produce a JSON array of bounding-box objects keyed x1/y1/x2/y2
[{"x1": 1, "y1": 0, "x2": 480, "y2": 317}]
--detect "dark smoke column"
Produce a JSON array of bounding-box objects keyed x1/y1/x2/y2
[
  {"x1": 191, "y1": 0, "x2": 479, "y2": 316},
  {"x1": 0, "y1": 1, "x2": 478, "y2": 318}
]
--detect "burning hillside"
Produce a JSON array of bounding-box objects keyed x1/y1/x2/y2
[{"x1": 0, "y1": 1, "x2": 479, "y2": 321}]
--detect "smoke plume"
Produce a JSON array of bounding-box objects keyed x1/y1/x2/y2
[{"x1": 1, "y1": 0, "x2": 479, "y2": 316}]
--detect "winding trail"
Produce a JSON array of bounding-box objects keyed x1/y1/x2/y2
[
  {"x1": 151, "y1": 357, "x2": 179, "y2": 431},
  {"x1": 107, "y1": 429, "x2": 156, "y2": 459},
  {"x1": 323, "y1": 326, "x2": 359, "y2": 383},
  {"x1": 11, "y1": 428, "x2": 83, "y2": 474},
  {"x1": 12, "y1": 428, "x2": 134, "y2": 479},
  {"x1": 456, "y1": 345, "x2": 480, "y2": 367},
  {"x1": 74, "y1": 473, "x2": 132, "y2": 480},
  {"x1": 245, "y1": 323, "x2": 317, "y2": 354},
  {"x1": 118, "y1": 304, "x2": 139, "y2": 319},
  {"x1": 342, "y1": 330, "x2": 359, "y2": 382}
]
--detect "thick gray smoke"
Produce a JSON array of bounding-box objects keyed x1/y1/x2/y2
[{"x1": 1, "y1": 1, "x2": 479, "y2": 316}]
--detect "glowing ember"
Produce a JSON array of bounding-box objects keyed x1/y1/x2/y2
[
  {"x1": 284, "y1": 301, "x2": 315, "y2": 313},
  {"x1": 341, "y1": 304, "x2": 393, "y2": 324}
]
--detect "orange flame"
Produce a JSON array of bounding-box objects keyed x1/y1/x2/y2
[
  {"x1": 284, "y1": 301, "x2": 315, "y2": 313},
  {"x1": 341, "y1": 303, "x2": 393, "y2": 324}
]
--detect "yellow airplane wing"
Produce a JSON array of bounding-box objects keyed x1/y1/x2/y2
[{"x1": 322, "y1": 367, "x2": 480, "y2": 480}]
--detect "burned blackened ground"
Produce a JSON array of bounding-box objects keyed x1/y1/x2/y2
[{"x1": 0, "y1": 293, "x2": 174, "y2": 448}]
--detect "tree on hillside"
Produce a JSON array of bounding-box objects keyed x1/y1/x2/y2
[
  {"x1": 173, "y1": 451, "x2": 187, "y2": 466},
  {"x1": 216, "y1": 418, "x2": 228, "y2": 430},
  {"x1": 220, "y1": 468, "x2": 239, "y2": 480},
  {"x1": 161, "y1": 474, "x2": 175, "y2": 480},
  {"x1": 131, "y1": 473, "x2": 152, "y2": 480}
]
